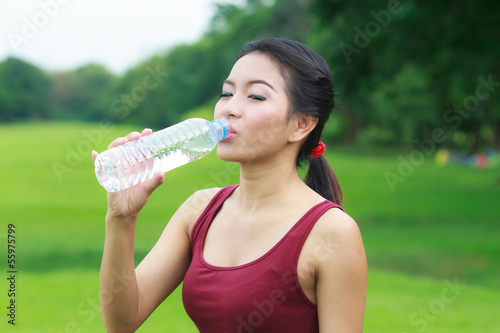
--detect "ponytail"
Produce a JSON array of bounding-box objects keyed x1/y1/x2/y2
[{"x1": 305, "y1": 156, "x2": 343, "y2": 205}]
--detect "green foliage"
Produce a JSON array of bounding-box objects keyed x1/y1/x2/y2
[
  {"x1": 181, "y1": 105, "x2": 216, "y2": 122},
  {"x1": 49, "y1": 64, "x2": 117, "y2": 121},
  {"x1": 0, "y1": 0, "x2": 498, "y2": 150},
  {"x1": 0, "y1": 57, "x2": 50, "y2": 121},
  {"x1": 308, "y1": 0, "x2": 500, "y2": 150},
  {"x1": 370, "y1": 63, "x2": 437, "y2": 145},
  {"x1": 110, "y1": 56, "x2": 172, "y2": 127}
]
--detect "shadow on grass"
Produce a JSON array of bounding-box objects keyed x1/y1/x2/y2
[{"x1": 21, "y1": 249, "x2": 150, "y2": 272}]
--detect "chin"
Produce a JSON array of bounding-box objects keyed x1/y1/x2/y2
[
  {"x1": 216, "y1": 150, "x2": 242, "y2": 163},
  {"x1": 216, "y1": 146, "x2": 251, "y2": 163}
]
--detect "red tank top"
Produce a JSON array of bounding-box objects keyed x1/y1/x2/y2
[{"x1": 182, "y1": 185, "x2": 344, "y2": 332}]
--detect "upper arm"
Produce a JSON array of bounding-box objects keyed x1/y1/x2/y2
[
  {"x1": 316, "y1": 210, "x2": 367, "y2": 333},
  {"x1": 132, "y1": 188, "x2": 220, "y2": 327}
]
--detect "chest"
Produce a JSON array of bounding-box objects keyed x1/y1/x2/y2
[
  {"x1": 183, "y1": 255, "x2": 320, "y2": 332},
  {"x1": 183, "y1": 214, "x2": 321, "y2": 332},
  {"x1": 202, "y1": 209, "x2": 319, "y2": 304}
]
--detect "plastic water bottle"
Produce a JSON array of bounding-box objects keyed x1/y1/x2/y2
[{"x1": 94, "y1": 118, "x2": 230, "y2": 192}]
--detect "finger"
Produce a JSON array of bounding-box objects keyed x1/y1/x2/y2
[
  {"x1": 108, "y1": 137, "x2": 127, "y2": 149},
  {"x1": 141, "y1": 128, "x2": 153, "y2": 136},
  {"x1": 126, "y1": 131, "x2": 142, "y2": 141},
  {"x1": 143, "y1": 172, "x2": 165, "y2": 196}
]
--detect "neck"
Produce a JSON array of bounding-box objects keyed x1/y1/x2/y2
[{"x1": 235, "y1": 157, "x2": 305, "y2": 213}]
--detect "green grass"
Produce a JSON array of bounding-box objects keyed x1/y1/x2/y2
[{"x1": 1, "y1": 122, "x2": 499, "y2": 332}]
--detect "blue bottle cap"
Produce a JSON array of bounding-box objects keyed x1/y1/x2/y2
[{"x1": 210, "y1": 119, "x2": 231, "y2": 141}]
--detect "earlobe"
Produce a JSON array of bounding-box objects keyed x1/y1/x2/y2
[{"x1": 288, "y1": 116, "x2": 318, "y2": 143}]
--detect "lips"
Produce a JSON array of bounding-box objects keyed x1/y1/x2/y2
[
  {"x1": 221, "y1": 132, "x2": 237, "y2": 142},
  {"x1": 221, "y1": 126, "x2": 237, "y2": 142}
]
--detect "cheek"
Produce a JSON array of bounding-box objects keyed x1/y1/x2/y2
[
  {"x1": 213, "y1": 101, "x2": 222, "y2": 119},
  {"x1": 247, "y1": 112, "x2": 290, "y2": 145}
]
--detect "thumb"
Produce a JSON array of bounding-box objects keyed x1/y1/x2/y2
[
  {"x1": 92, "y1": 150, "x2": 99, "y2": 163},
  {"x1": 143, "y1": 172, "x2": 165, "y2": 196}
]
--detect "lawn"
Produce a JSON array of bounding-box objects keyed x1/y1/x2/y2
[{"x1": 1, "y1": 122, "x2": 499, "y2": 332}]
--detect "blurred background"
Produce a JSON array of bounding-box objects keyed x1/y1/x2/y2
[{"x1": 1, "y1": 0, "x2": 499, "y2": 332}]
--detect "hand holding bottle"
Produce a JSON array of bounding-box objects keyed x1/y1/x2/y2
[{"x1": 92, "y1": 128, "x2": 165, "y2": 220}]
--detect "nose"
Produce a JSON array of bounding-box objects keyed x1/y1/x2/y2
[{"x1": 218, "y1": 96, "x2": 242, "y2": 119}]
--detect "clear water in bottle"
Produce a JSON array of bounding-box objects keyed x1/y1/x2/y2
[{"x1": 94, "y1": 118, "x2": 230, "y2": 192}]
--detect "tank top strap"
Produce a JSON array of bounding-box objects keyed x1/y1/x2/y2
[
  {"x1": 290, "y1": 200, "x2": 345, "y2": 264},
  {"x1": 189, "y1": 185, "x2": 239, "y2": 251}
]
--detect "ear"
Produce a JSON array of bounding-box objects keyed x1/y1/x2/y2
[{"x1": 288, "y1": 115, "x2": 318, "y2": 143}]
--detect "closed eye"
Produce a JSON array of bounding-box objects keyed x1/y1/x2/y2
[
  {"x1": 219, "y1": 92, "x2": 233, "y2": 98},
  {"x1": 249, "y1": 94, "x2": 267, "y2": 101}
]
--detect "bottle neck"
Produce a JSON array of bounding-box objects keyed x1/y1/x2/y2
[{"x1": 210, "y1": 119, "x2": 231, "y2": 141}]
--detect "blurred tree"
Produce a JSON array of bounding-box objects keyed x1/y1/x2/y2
[
  {"x1": 49, "y1": 64, "x2": 117, "y2": 121},
  {"x1": 308, "y1": 0, "x2": 500, "y2": 150},
  {"x1": 49, "y1": 70, "x2": 75, "y2": 120},
  {"x1": 108, "y1": 56, "x2": 171, "y2": 127},
  {"x1": 3, "y1": 0, "x2": 498, "y2": 151},
  {"x1": 0, "y1": 57, "x2": 50, "y2": 121},
  {"x1": 370, "y1": 63, "x2": 436, "y2": 145}
]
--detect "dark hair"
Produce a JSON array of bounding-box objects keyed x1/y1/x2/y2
[{"x1": 237, "y1": 37, "x2": 343, "y2": 205}]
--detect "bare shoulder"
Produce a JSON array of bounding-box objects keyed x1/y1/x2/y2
[
  {"x1": 176, "y1": 187, "x2": 222, "y2": 236},
  {"x1": 305, "y1": 206, "x2": 366, "y2": 271},
  {"x1": 315, "y1": 207, "x2": 363, "y2": 244},
  {"x1": 183, "y1": 187, "x2": 221, "y2": 211}
]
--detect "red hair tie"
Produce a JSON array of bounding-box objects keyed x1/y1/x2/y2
[{"x1": 311, "y1": 142, "x2": 326, "y2": 159}]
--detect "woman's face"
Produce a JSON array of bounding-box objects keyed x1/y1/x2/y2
[{"x1": 214, "y1": 52, "x2": 297, "y2": 163}]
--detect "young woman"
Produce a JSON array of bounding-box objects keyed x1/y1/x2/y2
[{"x1": 93, "y1": 37, "x2": 367, "y2": 332}]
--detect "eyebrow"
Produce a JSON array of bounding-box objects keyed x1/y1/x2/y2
[{"x1": 223, "y1": 79, "x2": 276, "y2": 93}]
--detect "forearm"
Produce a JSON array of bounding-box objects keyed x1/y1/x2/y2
[{"x1": 99, "y1": 214, "x2": 140, "y2": 332}]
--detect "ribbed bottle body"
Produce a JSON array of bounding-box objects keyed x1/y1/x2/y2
[{"x1": 95, "y1": 118, "x2": 228, "y2": 192}]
